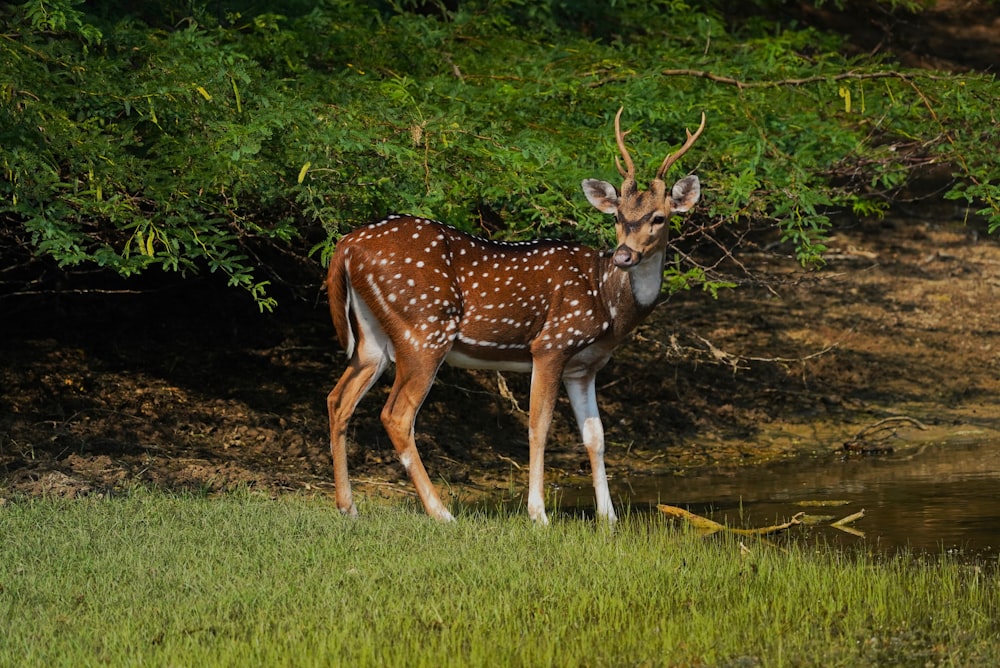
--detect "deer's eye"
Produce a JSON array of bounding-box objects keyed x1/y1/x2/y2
[{"x1": 651, "y1": 214, "x2": 666, "y2": 227}]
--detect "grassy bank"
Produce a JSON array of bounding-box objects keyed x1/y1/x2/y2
[{"x1": 1, "y1": 490, "x2": 997, "y2": 666}]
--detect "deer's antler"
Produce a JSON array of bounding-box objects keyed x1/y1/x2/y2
[
  {"x1": 613, "y1": 107, "x2": 635, "y2": 182},
  {"x1": 655, "y1": 112, "x2": 706, "y2": 181}
]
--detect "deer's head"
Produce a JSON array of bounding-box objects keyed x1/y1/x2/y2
[{"x1": 582, "y1": 107, "x2": 705, "y2": 269}]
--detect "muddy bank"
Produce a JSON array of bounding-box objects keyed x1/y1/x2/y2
[{"x1": 4, "y1": 205, "x2": 1000, "y2": 507}]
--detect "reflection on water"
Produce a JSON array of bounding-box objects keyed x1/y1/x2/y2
[{"x1": 558, "y1": 441, "x2": 1000, "y2": 557}]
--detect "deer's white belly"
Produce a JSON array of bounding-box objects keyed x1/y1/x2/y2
[{"x1": 444, "y1": 349, "x2": 533, "y2": 373}]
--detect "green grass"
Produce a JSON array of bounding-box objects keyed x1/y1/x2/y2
[{"x1": 1, "y1": 490, "x2": 997, "y2": 667}]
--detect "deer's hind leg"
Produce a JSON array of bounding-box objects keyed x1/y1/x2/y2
[
  {"x1": 327, "y1": 291, "x2": 391, "y2": 517},
  {"x1": 328, "y1": 356, "x2": 387, "y2": 516}
]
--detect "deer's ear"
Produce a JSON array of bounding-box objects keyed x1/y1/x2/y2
[
  {"x1": 582, "y1": 179, "x2": 620, "y2": 215},
  {"x1": 670, "y1": 175, "x2": 700, "y2": 213}
]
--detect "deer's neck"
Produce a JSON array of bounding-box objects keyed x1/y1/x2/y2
[
  {"x1": 597, "y1": 249, "x2": 664, "y2": 331},
  {"x1": 627, "y1": 249, "x2": 666, "y2": 308}
]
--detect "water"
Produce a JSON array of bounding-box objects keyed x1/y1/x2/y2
[{"x1": 558, "y1": 440, "x2": 1000, "y2": 558}]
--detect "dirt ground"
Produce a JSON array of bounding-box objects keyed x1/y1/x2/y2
[
  {"x1": 4, "y1": 201, "x2": 1000, "y2": 508},
  {"x1": 3, "y1": 1, "x2": 999, "y2": 508}
]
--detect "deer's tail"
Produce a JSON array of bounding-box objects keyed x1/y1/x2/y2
[{"x1": 325, "y1": 250, "x2": 356, "y2": 359}]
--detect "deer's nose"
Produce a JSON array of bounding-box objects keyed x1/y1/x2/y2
[{"x1": 612, "y1": 244, "x2": 643, "y2": 269}]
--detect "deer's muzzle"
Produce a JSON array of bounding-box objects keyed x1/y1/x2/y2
[{"x1": 612, "y1": 244, "x2": 643, "y2": 269}]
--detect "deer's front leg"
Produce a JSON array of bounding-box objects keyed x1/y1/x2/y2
[
  {"x1": 563, "y1": 370, "x2": 617, "y2": 524},
  {"x1": 526, "y1": 357, "x2": 564, "y2": 525}
]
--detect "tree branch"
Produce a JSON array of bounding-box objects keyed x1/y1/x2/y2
[{"x1": 660, "y1": 69, "x2": 949, "y2": 89}]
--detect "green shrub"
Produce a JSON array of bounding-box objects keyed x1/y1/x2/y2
[{"x1": 2, "y1": 0, "x2": 996, "y2": 306}]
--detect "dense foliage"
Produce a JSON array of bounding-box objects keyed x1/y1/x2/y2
[{"x1": 2, "y1": 0, "x2": 997, "y2": 307}]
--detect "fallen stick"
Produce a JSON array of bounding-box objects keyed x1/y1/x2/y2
[
  {"x1": 656, "y1": 504, "x2": 726, "y2": 534},
  {"x1": 830, "y1": 509, "x2": 866, "y2": 537},
  {"x1": 831, "y1": 508, "x2": 865, "y2": 527},
  {"x1": 657, "y1": 504, "x2": 805, "y2": 536}
]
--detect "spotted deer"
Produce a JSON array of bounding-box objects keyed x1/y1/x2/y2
[{"x1": 326, "y1": 107, "x2": 705, "y2": 523}]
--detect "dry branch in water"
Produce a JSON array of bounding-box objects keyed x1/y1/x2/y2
[
  {"x1": 657, "y1": 504, "x2": 805, "y2": 536},
  {"x1": 843, "y1": 416, "x2": 928, "y2": 453},
  {"x1": 831, "y1": 509, "x2": 866, "y2": 538},
  {"x1": 658, "y1": 504, "x2": 867, "y2": 538}
]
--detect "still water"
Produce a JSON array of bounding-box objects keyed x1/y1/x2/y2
[{"x1": 558, "y1": 440, "x2": 1000, "y2": 558}]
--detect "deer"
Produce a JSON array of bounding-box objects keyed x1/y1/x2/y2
[{"x1": 326, "y1": 107, "x2": 705, "y2": 524}]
